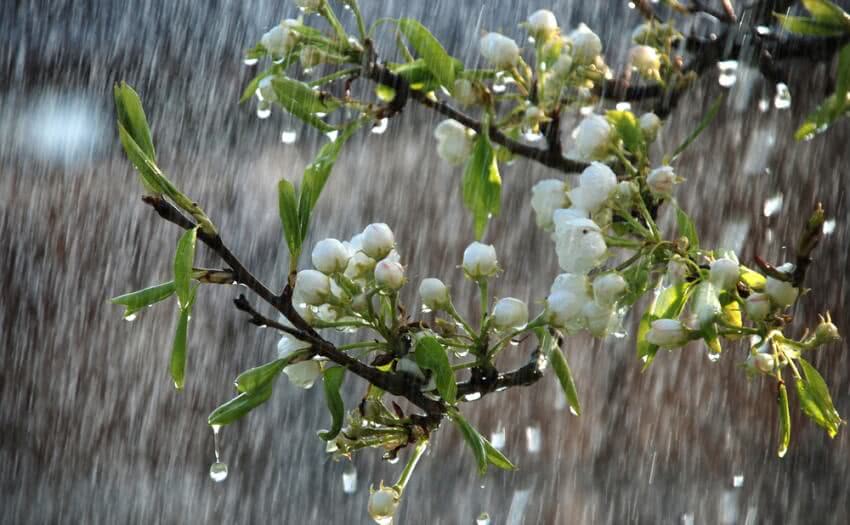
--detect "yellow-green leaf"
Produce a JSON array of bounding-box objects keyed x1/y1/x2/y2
[
  {"x1": 414, "y1": 336, "x2": 457, "y2": 405},
  {"x1": 208, "y1": 382, "x2": 274, "y2": 426},
  {"x1": 170, "y1": 301, "x2": 193, "y2": 390},
  {"x1": 462, "y1": 131, "x2": 501, "y2": 239},
  {"x1": 110, "y1": 281, "x2": 176, "y2": 318},
  {"x1": 173, "y1": 227, "x2": 198, "y2": 309},
  {"x1": 795, "y1": 358, "x2": 844, "y2": 437},
  {"x1": 318, "y1": 366, "x2": 346, "y2": 441},
  {"x1": 114, "y1": 82, "x2": 156, "y2": 161},
  {"x1": 777, "y1": 382, "x2": 791, "y2": 457},
  {"x1": 278, "y1": 178, "x2": 301, "y2": 260},
  {"x1": 775, "y1": 14, "x2": 846, "y2": 36},
  {"x1": 397, "y1": 18, "x2": 457, "y2": 88},
  {"x1": 637, "y1": 281, "x2": 696, "y2": 368}
]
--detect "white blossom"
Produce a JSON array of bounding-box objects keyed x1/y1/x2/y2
[
  {"x1": 295, "y1": 269, "x2": 330, "y2": 306},
  {"x1": 434, "y1": 119, "x2": 474, "y2": 165},
  {"x1": 530, "y1": 179, "x2": 568, "y2": 230},
  {"x1": 491, "y1": 297, "x2": 529, "y2": 329},
  {"x1": 553, "y1": 217, "x2": 607, "y2": 274},
  {"x1": 419, "y1": 278, "x2": 450, "y2": 309},
  {"x1": 645, "y1": 319, "x2": 689, "y2": 348},
  {"x1": 257, "y1": 76, "x2": 276, "y2": 102},
  {"x1": 361, "y1": 223, "x2": 395, "y2": 259},
  {"x1": 694, "y1": 282, "x2": 722, "y2": 327},
  {"x1": 261, "y1": 20, "x2": 298, "y2": 56},
  {"x1": 744, "y1": 292, "x2": 771, "y2": 321},
  {"x1": 646, "y1": 166, "x2": 678, "y2": 197},
  {"x1": 629, "y1": 45, "x2": 661, "y2": 76},
  {"x1": 593, "y1": 273, "x2": 627, "y2": 306},
  {"x1": 277, "y1": 333, "x2": 320, "y2": 389},
  {"x1": 527, "y1": 9, "x2": 558, "y2": 37},
  {"x1": 462, "y1": 242, "x2": 499, "y2": 278},
  {"x1": 710, "y1": 257, "x2": 740, "y2": 291},
  {"x1": 569, "y1": 24, "x2": 602, "y2": 63},
  {"x1": 638, "y1": 112, "x2": 661, "y2": 141},
  {"x1": 551, "y1": 52, "x2": 573, "y2": 77},
  {"x1": 546, "y1": 290, "x2": 584, "y2": 327},
  {"x1": 311, "y1": 238, "x2": 350, "y2": 274},
  {"x1": 344, "y1": 251, "x2": 376, "y2": 281},
  {"x1": 583, "y1": 300, "x2": 616, "y2": 337},
  {"x1": 766, "y1": 276, "x2": 798, "y2": 307},
  {"x1": 374, "y1": 259, "x2": 405, "y2": 290},
  {"x1": 573, "y1": 114, "x2": 612, "y2": 161},
  {"x1": 568, "y1": 161, "x2": 617, "y2": 212},
  {"x1": 748, "y1": 352, "x2": 776, "y2": 374},
  {"x1": 480, "y1": 32, "x2": 520, "y2": 69}
]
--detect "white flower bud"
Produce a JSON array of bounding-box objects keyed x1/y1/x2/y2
[
  {"x1": 368, "y1": 486, "x2": 399, "y2": 524},
  {"x1": 632, "y1": 23, "x2": 651, "y2": 44},
  {"x1": 527, "y1": 9, "x2": 558, "y2": 37},
  {"x1": 583, "y1": 300, "x2": 616, "y2": 337},
  {"x1": 573, "y1": 114, "x2": 612, "y2": 161},
  {"x1": 551, "y1": 52, "x2": 573, "y2": 77},
  {"x1": 568, "y1": 161, "x2": 617, "y2": 212},
  {"x1": 295, "y1": 0, "x2": 322, "y2": 11},
  {"x1": 710, "y1": 257, "x2": 740, "y2": 291},
  {"x1": 645, "y1": 319, "x2": 689, "y2": 348},
  {"x1": 694, "y1": 282, "x2": 722, "y2": 327},
  {"x1": 344, "y1": 251, "x2": 376, "y2": 280},
  {"x1": 299, "y1": 45, "x2": 326, "y2": 67},
  {"x1": 765, "y1": 276, "x2": 799, "y2": 307},
  {"x1": 744, "y1": 292, "x2": 771, "y2": 321},
  {"x1": 462, "y1": 242, "x2": 499, "y2": 279},
  {"x1": 295, "y1": 269, "x2": 330, "y2": 306},
  {"x1": 361, "y1": 223, "x2": 395, "y2": 259},
  {"x1": 569, "y1": 24, "x2": 602, "y2": 63},
  {"x1": 646, "y1": 166, "x2": 678, "y2": 197},
  {"x1": 311, "y1": 238, "x2": 351, "y2": 274},
  {"x1": 261, "y1": 21, "x2": 298, "y2": 56},
  {"x1": 638, "y1": 112, "x2": 661, "y2": 141},
  {"x1": 614, "y1": 180, "x2": 637, "y2": 202},
  {"x1": 419, "y1": 278, "x2": 450, "y2": 309},
  {"x1": 491, "y1": 297, "x2": 529, "y2": 329},
  {"x1": 666, "y1": 255, "x2": 689, "y2": 285},
  {"x1": 257, "y1": 76, "x2": 277, "y2": 102},
  {"x1": 546, "y1": 290, "x2": 584, "y2": 327},
  {"x1": 550, "y1": 272, "x2": 591, "y2": 298},
  {"x1": 480, "y1": 32, "x2": 520, "y2": 69},
  {"x1": 629, "y1": 45, "x2": 661, "y2": 76},
  {"x1": 277, "y1": 333, "x2": 311, "y2": 359},
  {"x1": 530, "y1": 179, "x2": 568, "y2": 230},
  {"x1": 452, "y1": 79, "x2": 477, "y2": 106},
  {"x1": 374, "y1": 259, "x2": 405, "y2": 290},
  {"x1": 553, "y1": 217, "x2": 607, "y2": 274},
  {"x1": 747, "y1": 352, "x2": 775, "y2": 374},
  {"x1": 593, "y1": 273, "x2": 627, "y2": 306},
  {"x1": 283, "y1": 360, "x2": 321, "y2": 388},
  {"x1": 434, "y1": 119, "x2": 474, "y2": 165}
]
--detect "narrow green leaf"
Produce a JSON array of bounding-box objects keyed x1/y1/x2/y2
[
  {"x1": 234, "y1": 349, "x2": 313, "y2": 394},
  {"x1": 208, "y1": 381, "x2": 274, "y2": 426},
  {"x1": 449, "y1": 409, "x2": 487, "y2": 475},
  {"x1": 835, "y1": 43, "x2": 850, "y2": 101},
  {"x1": 777, "y1": 382, "x2": 791, "y2": 458},
  {"x1": 388, "y1": 59, "x2": 441, "y2": 91},
  {"x1": 297, "y1": 120, "x2": 364, "y2": 243},
  {"x1": 318, "y1": 366, "x2": 346, "y2": 441},
  {"x1": 670, "y1": 95, "x2": 724, "y2": 161},
  {"x1": 801, "y1": 0, "x2": 850, "y2": 27},
  {"x1": 397, "y1": 18, "x2": 457, "y2": 88},
  {"x1": 414, "y1": 336, "x2": 457, "y2": 405},
  {"x1": 110, "y1": 281, "x2": 176, "y2": 317},
  {"x1": 774, "y1": 14, "x2": 846, "y2": 36},
  {"x1": 170, "y1": 303, "x2": 192, "y2": 390},
  {"x1": 271, "y1": 77, "x2": 340, "y2": 132},
  {"x1": 796, "y1": 44, "x2": 850, "y2": 140},
  {"x1": 550, "y1": 345, "x2": 582, "y2": 416},
  {"x1": 462, "y1": 131, "x2": 502, "y2": 239},
  {"x1": 637, "y1": 281, "x2": 696, "y2": 368},
  {"x1": 117, "y1": 123, "x2": 166, "y2": 194},
  {"x1": 606, "y1": 110, "x2": 645, "y2": 154},
  {"x1": 278, "y1": 178, "x2": 301, "y2": 259},
  {"x1": 482, "y1": 436, "x2": 517, "y2": 471},
  {"x1": 114, "y1": 82, "x2": 156, "y2": 161},
  {"x1": 796, "y1": 358, "x2": 844, "y2": 437},
  {"x1": 674, "y1": 205, "x2": 699, "y2": 250},
  {"x1": 173, "y1": 227, "x2": 198, "y2": 309}
]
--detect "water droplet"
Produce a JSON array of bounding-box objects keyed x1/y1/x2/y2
[
  {"x1": 569, "y1": 406, "x2": 579, "y2": 416},
  {"x1": 325, "y1": 130, "x2": 339, "y2": 141},
  {"x1": 257, "y1": 103, "x2": 272, "y2": 119},
  {"x1": 717, "y1": 60, "x2": 738, "y2": 88},
  {"x1": 209, "y1": 461, "x2": 228, "y2": 482},
  {"x1": 579, "y1": 105, "x2": 595, "y2": 116},
  {"x1": 281, "y1": 129, "x2": 297, "y2": 144},
  {"x1": 733, "y1": 473, "x2": 744, "y2": 487},
  {"x1": 774, "y1": 83, "x2": 791, "y2": 109},
  {"x1": 243, "y1": 57, "x2": 259, "y2": 66},
  {"x1": 763, "y1": 193, "x2": 783, "y2": 217},
  {"x1": 615, "y1": 102, "x2": 632, "y2": 111},
  {"x1": 823, "y1": 219, "x2": 836, "y2": 235},
  {"x1": 527, "y1": 36, "x2": 536, "y2": 44},
  {"x1": 477, "y1": 512, "x2": 491, "y2": 525},
  {"x1": 681, "y1": 512, "x2": 695, "y2": 525},
  {"x1": 523, "y1": 130, "x2": 543, "y2": 142},
  {"x1": 525, "y1": 424, "x2": 541, "y2": 453},
  {"x1": 420, "y1": 305, "x2": 432, "y2": 314},
  {"x1": 463, "y1": 392, "x2": 482, "y2": 401},
  {"x1": 707, "y1": 351, "x2": 721, "y2": 363},
  {"x1": 756, "y1": 25, "x2": 771, "y2": 36},
  {"x1": 371, "y1": 118, "x2": 389, "y2": 134},
  {"x1": 490, "y1": 426, "x2": 506, "y2": 449},
  {"x1": 492, "y1": 83, "x2": 506, "y2": 93},
  {"x1": 509, "y1": 339, "x2": 520, "y2": 346},
  {"x1": 342, "y1": 463, "x2": 358, "y2": 494},
  {"x1": 387, "y1": 456, "x2": 400, "y2": 464},
  {"x1": 123, "y1": 313, "x2": 137, "y2": 322},
  {"x1": 758, "y1": 98, "x2": 770, "y2": 112}
]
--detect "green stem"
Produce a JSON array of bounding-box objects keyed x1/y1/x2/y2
[
  {"x1": 478, "y1": 280, "x2": 489, "y2": 335},
  {"x1": 393, "y1": 439, "x2": 428, "y2": 494},
  {"x1": 447, "y1": 302, "x2": 475, "y2": 339},
  {"x1": 308, "y1": 66, "x2": 361, "y2": 87},
  {"x1": 604, "y1": 235, "x2": 643, "y2": 249},
  {"x1": 345, "y1": 0, "x2": 368, "y2": 41},
  {"x1": 320, "y1": 3, "x2": 349, "y2": 44},
  {"x1": 338, "y1": 340, "x2": 385, "y2": 351}
]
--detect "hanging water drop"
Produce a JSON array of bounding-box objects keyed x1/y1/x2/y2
[
  {"x1": 569, "y1": 406, "x2": 579, "y2": 416},
  {"x1": 326, "y1": 130, "x2": 339, "y2": 141},
  {"x1": 823, "y1": 219, "x2": 836, "y2": 235},
  {"x1": 774, "y1": 83, "x2": 791, "y2": 109},
  {"x1": 490, "y1": 426, "x2": 506, "y2": 450},
  {"x1": 243, "y1": 57, "x2": 259, "y2": 66},
  {"x1": 717, "y1": 60, "x2": 738, "y2": 88},
  {"x1": 371, "y1": 118, "x2": 389, "y2": 135},
  {"x1": 733, "y1": 473, "x2": 744, "y2": 487},
  {"x1": 477, "y1": 512, "x2": 491, "y2": 525},
  {"x1": 758, "y1": 98, "x2": 770, "y2": 112},
  {"x1": 615, "y1": 102, "x2": 632, "y2": 111},
  {"x1": 463, "y1": 392, "x2": 482, "y2": 402},
  {"x1": 763, "y1": 193, "x2": 783, "y2": 217},
  {"x1": 123, "y1": 313, "x2": 137, "y2": 322},
  {"x1": 281, "y1": 129, "x2": 297, "y2": 144},
  {"x1": 707, "y1": 351, "x2": 721, "y2": 363},
  {"x1": 342, "y1": 463, "x2": 358, "y2": 494},
  {"x1": 209, "y1": 461, "x2": 228, "y2": 482},
  {"x1": 525, "y1": 424, "x2": 541, "y2": 453},
  {"x1": 257, "y1": 102, "x2": 272, "y2": 119}
]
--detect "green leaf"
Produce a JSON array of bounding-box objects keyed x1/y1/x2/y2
[
  {"x1": 620, "y1": 256, "x2": 652, "y2": 306},
  {"x1": 414, "y1": 336, "x2": 457, "y2": 405},
  {"x1": 234, "y1": 349, "x2": 312, "y2": 394},
  {"x1": 549, "y1": 344, "x2": 582, "y2": 416},
  {"x1": 271, "y1": 77, "x2": 340, "y2": 132},
  {"x1": 670, "y1": 94, "x2": 724, "y2": 161},
  {"x1": 795, "y1": 44, "x2": 850, "y2": 140},
  {"x1": 114, "y1": 82, "x2": 156, "y2": 161},
  {"x1": 388, "y1": 59, "x2": 442, "y2": 91},
  {"x1": 208, "y1": 381, "x2": 274, "y2": 427},
  {"x1": 675, "y1": 205, "x2": 699, "y2": 250},
  {"x1": 173, "y1": 227, "x2": 198, "y2": 309},
  {"x1": 170, "y1": 303, "x2": 192, "y2": 390},
  {"x1": 606, "y1": 110, "x2": 645, "y2": 154},
  {"x1": 774, "y1": 14, "x2": 846, "y2": 36},
  {"x1": 297, "y1": 120, "x2": 364, "y2": 244},
  {"x1": 111, "y1": 281, "x2": 176, "y2": 318},
  {"x1": 795, "y1": 358, "x2": 844, "y2": 437},
  {"x1": 777, "y1": 382, "x2": 791, "y2": 458},
  {"x1": 318, "y1": 366, "x2": 346, "y2": 441},
  {"x1": 801, "y1": 0, "x2": 850, "y2": 27},
  {"x1": 462, "y1": 131, "x2": 502, "y2": 239},
  {"x1": 482, "y1": 436, "x2": 517, "y2": 471},
  {"x1": 278, "y1": 179, "x2": 301, "y2": 260},
  {"x1": 397, "y1": 18, "x2": 457, "y2": 88},
  {"x1": 449, "y1": 409, "x2": 488, "y2": 475},
  {"x1": 637, "y1": 281, "x2": 696, "y2": 369},
  {"x1": 117, "y1": 123, "x2": 166, "y2": 194}
]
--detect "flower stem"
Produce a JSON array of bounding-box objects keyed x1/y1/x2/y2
[{"x1": 393, "y1": 439, "x2": 428, "y2": 494}]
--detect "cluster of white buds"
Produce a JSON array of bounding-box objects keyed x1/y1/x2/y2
[
  {"x1": 479, "y1": 32, "x2": 520, "y2": 70},
  {"x1": 545, "y1": 271, "x2": 626, "y2": 337},
  {"x1": 646, "y1": 165, "x2": 680, "y2": 198},
  {"x1": 628, "y1": 45, "x2": 661, "y2": 78},
  {"x1": 530, "y1": 178, "x2": 569, "y2": 230},
  {"x1": 433, "y1": 119, "x2": 476, "y2": 165},
  {"x1": 570, "y1": 114, "x2": 613, "y2": 161},
  {"x1": 260, "y1": 19, "x2": 300, "y2": 57}
]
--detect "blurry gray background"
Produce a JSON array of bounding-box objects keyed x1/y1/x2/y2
[{"x1": 2, "y1": 0, "x2": 849, "y2": 523}]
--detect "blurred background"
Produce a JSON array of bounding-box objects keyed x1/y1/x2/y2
[{"x1": 2, "y1": 0, "x2": 849, "y2": 523}]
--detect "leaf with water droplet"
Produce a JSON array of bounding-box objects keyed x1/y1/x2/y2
[
  {"x1": 110, "y1": 280, "x2": 176, "y2": 318},
  {"x1": 271, "y1": 77, "x2": 340, "y2": 132},
  {"x1": 208, "y1": 380, "x2": 274, "y2": 426},
  {"x1": 173, "y1": 226, "x2": 198, "y2": 309},
  {"x1": 462, "y1": 125, "x2": 501, "y2": 239},
  {"x1": 637, "y1": 281, "x2": 696, "y2": 369},
  {"x1": 794, "y1": 43, "x2": 850, "y2": 140},
  {"x1": 777, "y1": 381, "x2": 791, "y2": 458},
  {"x1": 235, "y1": 349, "x2": 312, "y2": 394},
  {"x1": 795, "y1": 358, "x2": 844, "y2": 438},
  {"x1": 548, "y1": 340, "x2": 582, "y2": 416},
  {"x1": 774, "y1": 14, "x2": 846, "y2": 36},
  {"x1": 674, "y1": 203, "x2": 699, "y2": 251},
  {"x1": 482, "y1": 435, "x2": 516, "y2": 471},
  {"x1": 414, "y1": 336, "x2": 457, "y2": 405},
  {"x1": 318, "y1": 366, "x2": 346, "y2": 441}
]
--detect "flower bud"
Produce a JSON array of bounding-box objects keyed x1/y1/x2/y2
[
  {"x1": 747, "y1": 352, "x2": 775, "y2": 374},
  {"x1": 434, "y1": 119, "x2": 474, "y2": 165},
  {"x1": 295, "y1": 269, "x2": 331, "y2": 306},
  {"x1": 666, "y1": 255, "x2": 689, "y2": 285},
  {"x1": 593, "y1": 273, "x2": 627, "y2": 306},
  {"x1": 550, "y1": 272, "x2": 591, "y2": 298},
  {"x1": 573, "y1": 114, "x2": 612, "y2": 161},
  {"x1": 361, "y1": 223, "x2": 395, "y2": 259},
  {"x1": 261, "y1": 21, "x2": 298, "y2": 56},
  {"x1": 527, "y1": 9, "x2": 558, "y2": 38},
  {"x1": 646, "y1": 166, "x2": 678, "y2": 197},
  {"x1": 629, "y1": 45, "x2": 661, "y2": 76},
  {"x1": 744, "y1": 292, "x2": 771, "y2": 321},
  {"x1": 257, "y1": 76, "x2": 277, "y2": 102},
  {"x1": 531, "y1": 179, "x2": 568, "y2": 230},
  {"x1": 553, "y1": 217, "x2": 607, "y2": 274},
  {"x1": 462, "y1": 242, "x2": 499, "y2": 279},
  {"x1": 693, "y1": 282, "x2": 722, "y2": 327},
  {"x1": 614, "y1": 180, "x2": 638, "y2": 202},
  {"x1": 491, "y1": 297, "x2": 529, "y2": 329},
  {"x1": 345, "y1": 251, "x2": 376, "y2": 281},
  {"x1": 299, "y1": 45, "x2": 326, "y2": 68},
  {"x1": 546, "y1": 290, "x2": 584, "y2": 327},
  {"x1": 765, "y1": 276, "x2": 799, "y2": 307},
  {"x1": 551, "y1": 52, "x2": 573, "y2": 77},
  {"x1": 283, "y1": 359, "x2": 322, "y2": 388},
  {"x1": 812, "y1": 314, "x2": 840, "y2": 345},
  {"x1": 524, "y1": 105, "x2": 547, "y2": 128},
  {"x1": 632, "y1": 23, "x2": 651, "y2": 44},
  {"x1": 638, "y1": 112, "x2": 661, "y2": 142},
  {"x1": 374, "y1": 259, "x2": 405, "y2": 290},
  {"x1": 569, "y1": 24, "x2": 602, "y2": 64},
  {"x1": 419, "y1": 278, "x2": 450, "y2": 310},
  {"x1": 368, "y1": 486, "x2": 399, "y2": 524},
  {"x1": 583, "y1": 300, "x2": 616, "y2": 337},
  {"x1": 311, "y1": 238, "x2": 351, "y2": 274},
  {"x1": 452, "y1": 79, "x2": 477, "y2": 106},
  {"x1": 710, "y1": 257, "x2": 740, "y2": 291},
  {"x1": 645, "y1": 319, "x2": 690, "y2": 348},
  {"x1": 569, "y1": 161, "x2": 617, "y2": 212},
  {"x1": 480, "y1": 32, "x2": 520, "y2": 69}
]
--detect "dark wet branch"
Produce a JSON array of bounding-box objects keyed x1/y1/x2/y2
[{"x1": 457, "y1": 351, "x2": 546, "y2": 399}]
